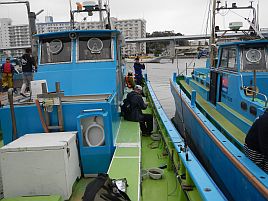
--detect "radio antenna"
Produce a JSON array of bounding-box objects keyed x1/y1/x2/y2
[{"x1": 69, "y1": 0, "x2": 74, "y2": 29}]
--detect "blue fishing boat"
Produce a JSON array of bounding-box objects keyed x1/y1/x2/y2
[
  {"x1": 171, "y1": 1, "x2": 268, "y2": 201},
  {"x1": 0, "y1": 1, "x2": 227, "y2": 201}
]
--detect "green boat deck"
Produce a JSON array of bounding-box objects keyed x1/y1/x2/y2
[
  {"x1": 1, "y1": 107, "x2": 181, "y2": 201},
  {"x1": 180, "y1": 79, "x2": 250, "y2": 145},
  {"x1": 1, "y1": 196, "x2": 63, "y2": 201},
  {"x1": 108, "y1": 119, "x2": 140, "y2": 201}
]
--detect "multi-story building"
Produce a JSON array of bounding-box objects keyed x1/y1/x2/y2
[
  {"x1": 114, "y1": 19, "x2": 146, "y2": 56},
  {"x1": 0, "y1": 18, "x2": 12, "y2": 49},
  {"x1": 0, "y1": 17, "x2": 146, "y2": 57}
]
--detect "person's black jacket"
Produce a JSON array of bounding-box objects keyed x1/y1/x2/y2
[
  {"x1": 21, "y1": 53, "x2": 36, "y2": 72},
  {"x1": 245, "y1": 110, "x2": 268, "y2": 158},
  {"x1": 126, "y1": 91, "x2": 147, "y2": 122}
]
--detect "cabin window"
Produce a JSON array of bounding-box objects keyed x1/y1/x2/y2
[
  {"x1": 78, "y1": 36, "x2": 112, "y2": 61},
  {"x1": 40, "y1": 37, "x2": 71, "y2": 64},
  {"x1": 242, "y1": 46, "x2": 267, "y2": 71},
  {"x1": 219, "y1": 47, "x2": 237, "y2": 70}
]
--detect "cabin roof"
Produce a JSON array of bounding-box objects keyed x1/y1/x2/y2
[
  {"x1": 218, "y1": 39, "x2": 268, "y2": 47},
  {"x1": 35, "y1": 29, "x2": 121, "y2": 38}
]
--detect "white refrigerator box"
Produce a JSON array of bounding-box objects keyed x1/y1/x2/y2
[{"x1": 0, "y1": 132, "x2": 81, "y2": 200}]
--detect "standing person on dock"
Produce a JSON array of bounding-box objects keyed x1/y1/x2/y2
[
  {"x1": 1, "y1": 58, "x2": 15, "y2": 92},
  {"x1": 133, "y1": 57, "x2": 145, "y2": 86},
  {"x1": 127, "y1": 85, "x2": 153, "y2": 135},
  {"x1": 244, "y1": 110, "x2": 268, "y2": 173},
  {"x1": 20, "y1": 48, "x2": 37, "y2": 97}
]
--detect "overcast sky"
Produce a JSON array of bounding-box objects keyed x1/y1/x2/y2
[{"x1": 0, "y1": 0, "x2": 267, "y2": 35}]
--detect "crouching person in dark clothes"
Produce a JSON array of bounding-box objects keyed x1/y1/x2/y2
[
  {"x1": 127, "y1": 85, "x2": 153, "y2": 135},
  {"x1": 244, "y1": 109, "x2": 268, "y2": 173}
]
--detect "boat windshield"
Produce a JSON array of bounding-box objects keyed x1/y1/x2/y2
[
  {"x1": 40, "y1": 37, "x2": 72, "y2": 64},
  {"x1": 241, "y1": 46, "x2": 268, "y2": 72},
  {"x1": 78, "y1": 36, "x2": 112, "y2": 61},
  {"x1": 219, "y1": 47, "x2": 237, "y2": 71}
]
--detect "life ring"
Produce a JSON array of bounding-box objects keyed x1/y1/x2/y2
[{"x1": 85, "y1": 122, "x2": 105, "y2": 146}]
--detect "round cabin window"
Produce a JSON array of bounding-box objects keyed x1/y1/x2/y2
[
  {"x1": 48, "y1": 39, "x2": 63, "y2": 54},
  {"x1": 246, "y1": 49, "x2": 262, "y2": 63},
  {"x1": 87, "y1": 38, "x2": 103, "y2": 54}
]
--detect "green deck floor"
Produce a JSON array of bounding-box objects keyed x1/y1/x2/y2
[
  {"x1": 108, "y1": 118, "x2": 141, "y2": 201},
  {"x1": 116, "y1": 120, "x2": 140, "y2": 144},
  {"x1": 180, "y1": 80, "x2": 247, "y2": 145},
  {"x1": 141, "y1": 137, "x2": 181, "y2": 201},
  {"x1": 1, "y1": 196, "x2": 62, "y2": 201}
]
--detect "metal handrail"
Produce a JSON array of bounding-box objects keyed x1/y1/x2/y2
[
  {"x1": 239, "y1": 73, "x2": 268, "y2": 107},
  {"x1": 241, "y1": 87, "x2": 268, "y2": 107},
  {"x1": 82, "y1": 109, "x2": 103, "y2": 113}
]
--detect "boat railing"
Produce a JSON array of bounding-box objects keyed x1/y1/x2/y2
[
  {"x1": 184, "y1": 62, "x2": 196, "y2": 75},
  {"x1": 239, "y1": 73, "x2": 268, "y2": 107}
]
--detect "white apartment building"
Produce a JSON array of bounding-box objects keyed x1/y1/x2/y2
[
  {"x1": 114, "y1": 19, "x2": 146, "y2": 56},
  {"x1": 36, "y1": 21, "x2": 74, "y2": 34},
  {"x1": 0, "y1": 17, "x2": 146, "y2": 57},
  {"x1": 0, "y1": 18, "x2": 12, "y2": 49}
]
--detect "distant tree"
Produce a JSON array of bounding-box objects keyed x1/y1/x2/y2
[{"x1": 146, "y1": 31, "x2": 189, "y2": 55}]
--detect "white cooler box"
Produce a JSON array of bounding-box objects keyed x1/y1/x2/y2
[{"x1": 0, "y1": 132, "x2": 81, "y2": 200}]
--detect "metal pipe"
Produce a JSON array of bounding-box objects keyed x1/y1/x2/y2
[
  {"x1": 242, "y1": 87, "x2": 268, "y2": 107},
  {"x1": 98, "y1": 0, "x2": 104, "y2": 29},
  {"x1": 82, "y1": 109, "x2": 103, "y2": 113}
]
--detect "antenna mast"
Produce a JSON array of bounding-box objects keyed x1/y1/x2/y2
[
  {"x1": 98, "y1": 0, "x2": 104, "y2": 29},
  {"x1": 210, "y1": 0, "x2": 217, "y2": 67},
  {"x1": 69, "y1": 0, "x2": 74, "y2": 29}
]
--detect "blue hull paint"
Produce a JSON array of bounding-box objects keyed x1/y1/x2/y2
[
  {"x1": 0, "y1": 93, "x2": 120, "y2": 174},
  {"x1": 171, "y1": 81, "x2": 268, "y2": 201},
  {"x1": 0, "y1": 29, "x2": 124, "y2": 174}
]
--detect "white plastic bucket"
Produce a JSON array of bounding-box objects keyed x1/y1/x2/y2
[{"x1": 148, "y1": 168, "x2": 164, "y2": 180}]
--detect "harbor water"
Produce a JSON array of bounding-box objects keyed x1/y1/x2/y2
[{"x1": 126, "y1": 58, "x2": 207, "y2": 118}]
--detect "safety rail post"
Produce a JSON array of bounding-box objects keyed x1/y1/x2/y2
[
  {"x1": 178, "y1": 157, "x2": 186, "y2": 177},
  {"x1": 173, "y1": 72, "x2": 177, "y2": 82},
  {"x1": 185, "y1": 170, "x2": 194, "y2": 190},
  {"x1": 191, "y1": 90, "x2": 196, "y2": 106},
  {"x1": 174, "y1": 152, "x2": 180, "y2": 171}
]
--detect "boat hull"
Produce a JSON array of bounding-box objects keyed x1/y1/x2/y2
[{"x1": 171, "y1": 80, "x2": 268, "y2": 201}]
